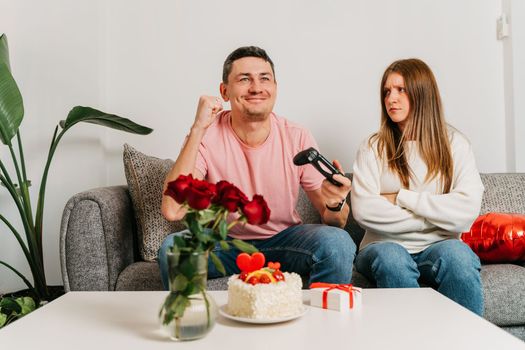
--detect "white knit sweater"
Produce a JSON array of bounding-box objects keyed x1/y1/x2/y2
[{"x1": 351, "y1": 128, "x2": 484, "y2": 254}]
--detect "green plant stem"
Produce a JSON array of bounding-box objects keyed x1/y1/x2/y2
[
  {"x1": 32, "y1": 125, "x2": 71, "y2": 299},
  {"x1": 0, "y1": 260, "x2": 34, "y2": 291},
  {"x1": 16, "y1": 131, "x2": 34, "y2": 227},
  {"x1": 35, "y1": 125, "x2": 61, "y2": 266},
  {"x1": 0, "y1": 165, "x2": 26, "y2": 225},
  {"x1": 0, "y1": 157, "x2": 15, "y2": 186},
  {"x1": 9, "y1": 134, "x2": 40, "y2": 276},
  {"x1": 11, "y1": 132, "x2": 41, "y2": 289},
  {"x1": 30, "y1": 126, "x2": 65, "y2": 300},
  {"x1": 0, "y1": 214, "x2": 35, "y2": 273},
  {"x1": 0, "y1": 171, "x2": 45, "y2": 298},
  {"x1": 201, "y1": 289, "x2": 211, "y2": 328},
  {"x1": 8, "y1": 142, "x2": 26, "y2": 200}
]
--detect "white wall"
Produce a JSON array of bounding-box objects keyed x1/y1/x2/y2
[
  {"x1": 503, "y1": 0, "x2": 525, "y2": 171},
  {"x1": 0, "y1": 0, "x2": 107, "y2": 292},
  {"x1": 0, "y1": 0, "x2": 519, "y2": 293}
]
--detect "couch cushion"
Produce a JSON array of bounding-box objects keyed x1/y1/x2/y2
[
  {"x1": 116, "y1": 261, "x2": 163, "y2": 291},
  {"x1": 481, "y1": 264, "x2": 525, "y2": 326},
  {"x1": 123, "y1": 144, "x2": 185, "y2": 261},
  {"x1": 480, "y1": 173, "x2": 525, "y2": 214},
  {"x1": 116, "y1": 262, "x2": 233, "y2": 291}
]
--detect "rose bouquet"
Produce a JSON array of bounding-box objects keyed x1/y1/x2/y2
[
  {"x1": 164, "y1": 174, "x2": 270, "y2": 272},
  {"x1": 159, "y1": 174, "x2": 270, "y2": 339}
]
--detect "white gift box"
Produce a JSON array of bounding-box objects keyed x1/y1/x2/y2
[{"x1": 310, "y1": 286, "x2": 362, "y2": 311}]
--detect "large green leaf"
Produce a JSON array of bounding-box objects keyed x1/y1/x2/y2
[
  {"x1": 0, "y1": 35, "x2": 24, "y2": 145},
  {"x1": 0, "y1": 65, "x2": 24, "y2": 145},
  {"x1": 60, "y1": 106, "x2": 152, "y2": 135},
  {"x1": 0, "y1": 34, "x2": 11, "y2": 71}
]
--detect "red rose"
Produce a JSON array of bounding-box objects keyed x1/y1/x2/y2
[
  {"x1": 242, "y1": 195, "x2": 270, "y2": 225},
  {"x1": 186, "y1": 178, "x2": 216, "y2": 210},
  {"x1": 164, "y1": 174, "x2": 193, "y2": 204},
  {"x1": 214, "y1": 181, "x2": 249, "y2": 212},
  {"x1": 214, "y1": 180, "x2": 232, "y2": 200}
]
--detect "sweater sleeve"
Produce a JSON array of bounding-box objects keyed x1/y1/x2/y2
[
  {"x1": 396, "y1": 134, "x2": 484, "y2": 233},
  {"x1": 351, "y1": 140, "x2": 435, "y2": 234}
]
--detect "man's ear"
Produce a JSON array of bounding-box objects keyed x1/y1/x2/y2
[{"x1": 220, "y1": 83, "x2": 229, "y2": 102}]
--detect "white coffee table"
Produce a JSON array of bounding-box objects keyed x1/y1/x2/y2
[{"x1": 0, "y1": 289, "x2": 523, "y2": 349}]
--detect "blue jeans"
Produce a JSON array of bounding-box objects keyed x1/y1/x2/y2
[
  {"x1": 158, "y1": 224, "x2": 356, "y2": 290},
  {"x1": 355, "y1": 240, "x2": 483, "y2": 315}
]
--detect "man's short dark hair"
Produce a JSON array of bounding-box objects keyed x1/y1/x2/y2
[{"x1": 222, "y1": 46, "x2": 275, "y2": 83}]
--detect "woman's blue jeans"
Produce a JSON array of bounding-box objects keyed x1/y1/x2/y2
[
  {"x1": 355, "y1": 240, "x2": 483, "y2": 316},
  {"x1": 158, "y1": 224, "x2": 356, "y2": 290}
]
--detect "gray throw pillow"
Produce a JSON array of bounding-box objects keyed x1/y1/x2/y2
[{"x1": 123, "y1": 144, "x2": 185, "y2": 261}]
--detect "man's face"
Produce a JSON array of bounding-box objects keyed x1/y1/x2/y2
[{"x1": 220, "y1": 57, "x2": 277, "y2": 121}]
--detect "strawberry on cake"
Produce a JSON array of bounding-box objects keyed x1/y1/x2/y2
[{"x1": 226, "y1": 253, "x2": 304, "y2": 319}]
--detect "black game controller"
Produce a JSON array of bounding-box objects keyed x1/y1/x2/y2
[{"x1": 293, "y1": 147, "x2": 343, "y2": 186}]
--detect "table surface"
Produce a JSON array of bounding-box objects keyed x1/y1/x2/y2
[{"x1": 1, "y1": 288, "x2": 523, "y2": 349}]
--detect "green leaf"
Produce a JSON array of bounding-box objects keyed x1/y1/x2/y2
[
  {"x1": 0, "y1": 34, "x2": 11, "y2": 71},
  {"x1": 0, "y1": 63, "x2": 24, "y2": 145},
  {"x1": 188, "y1": 217, "x2": 203, "y2": 237},
  {"x1": 219, "y1": 240, "x2": 230, "y2": 250},
  {"x1": 195, "y1": 231, "x2": 209, "y2": 243},
  {"x1": 172, "y1": 274, "x2": 188, "y2": 292},
  {"x1": 210, "y1": 251, "x2": 226, "y2": 275},
  {"x1": 0, "y1": 312, "x2": 6, "y2": 327},
  {"x1": 172, "y1": 294, "x2": 190, "y2": 318},
  {"x1": 160, "y1": 292, "x2": 178, "y2": 324},
  {"x1": 179, "y1": 257, "x2": 197, "y2": 278},
  {"x1": 190, "y1": 274, "x2": 206, "y2": 290},
  {"x1": 219, "y1": 219, "x2": 228, "y2": 240},
  {"x1": 230, "y1": 239, "x2": 258, "y2": 254},
  {"x1": 172, "y1": 236, "x2": 187, "y2": 249},
  {"x1": 15, "y1": 296, "x2": 35, "y2": 315},
  {"x1": 198, "y1": 209, "x2": 217, "y2": 225},
  {"x1": 0, "y1": 297, "x2": 21, "y2": 314},
  {"x1": 0, "y1": 34, "x2": 24, "y2": 145},
  {"x1": 184, "y1": 280, "x2": 199, "y2": 295},
  {"x1": 60, "y1": 106, "x2": 153, "y2": 135}
]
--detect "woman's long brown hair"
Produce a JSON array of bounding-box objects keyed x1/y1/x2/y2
[{"x1": 370, "y1": 58, "x2": 453, "y2": 193}]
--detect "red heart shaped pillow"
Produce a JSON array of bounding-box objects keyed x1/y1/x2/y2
[{"x1": 462, "y1": 213, "x2": 525, "y2": 262}]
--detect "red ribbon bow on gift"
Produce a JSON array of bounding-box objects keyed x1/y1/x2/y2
[{"x1": 309, "y1": 283, "x2": 361, "y2": 309}]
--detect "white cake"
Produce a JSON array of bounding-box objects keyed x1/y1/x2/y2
[{"x1": 226, "y1": 272, "x2": 303, "y2": 319}]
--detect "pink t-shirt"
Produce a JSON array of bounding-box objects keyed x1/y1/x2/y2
[{"x1": 194, "y1": 111, "x2": 324, "y2": 240}]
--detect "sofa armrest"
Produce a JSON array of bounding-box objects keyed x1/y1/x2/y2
[{"x1": 60, "y1": 186, "x2": 135, "y2": 291}]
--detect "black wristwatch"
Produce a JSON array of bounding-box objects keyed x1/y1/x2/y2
[{"x1": 325, "y1": 198, "x2": 346, "y2": 212}]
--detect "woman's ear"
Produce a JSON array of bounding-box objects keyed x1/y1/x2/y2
[{"x1": 220, "y1": 83, "x2": 229, "y2": 102}]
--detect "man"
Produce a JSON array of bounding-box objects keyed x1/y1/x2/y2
[{"x1": 158, "y1": 46, "x2": 356, "y2": 287}]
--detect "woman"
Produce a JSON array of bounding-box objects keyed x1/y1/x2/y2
[{"x1": 351, "y1": 58, "x2": 484, "y2": 315}]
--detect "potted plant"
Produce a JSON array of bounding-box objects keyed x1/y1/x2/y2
[
  {"x1": 159, "y1": 174, "x2": 270, "y2": 340},
  {"x1": 0, "y1": 32, "x2": 153, "y2": 313}
]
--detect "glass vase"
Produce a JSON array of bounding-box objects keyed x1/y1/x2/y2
[{"x1": 159, "y1": 251, "x2": 218, "y2": 341}]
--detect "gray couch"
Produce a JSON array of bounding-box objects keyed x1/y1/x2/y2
[{"x1": 60, "y1": 173, "x2": 525, "y2": 340}]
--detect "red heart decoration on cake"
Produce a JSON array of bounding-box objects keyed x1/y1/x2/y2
[{"x1": 236, "y1": 252, "x2": 266, "y2": 272}]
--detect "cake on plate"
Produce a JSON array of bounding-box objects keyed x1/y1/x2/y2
[{"x1": 226, "y1": 253, "x2": 303, "y2": 319}]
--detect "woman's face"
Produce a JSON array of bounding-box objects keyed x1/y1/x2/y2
[{"x1": 384, "y1": 72, "x2": 410, "y2": 132}]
